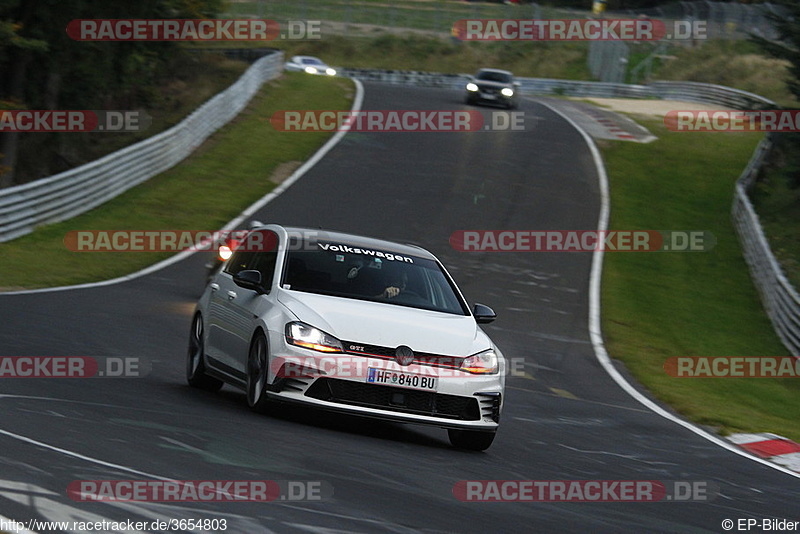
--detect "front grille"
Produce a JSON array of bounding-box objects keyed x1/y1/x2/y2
[
  {"x1": 340, "y1": 341, "x2": 463, "y2": 369},
  {"x1": 305, "y1": 378, "x2": 481, "y2": 421}
]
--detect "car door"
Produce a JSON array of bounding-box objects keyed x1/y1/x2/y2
[{"x1": 206, "y1": 230, "x2": 279, "y2": 379}]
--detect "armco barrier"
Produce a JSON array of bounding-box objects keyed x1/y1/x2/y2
[
  {"x1": 338, "y1": 68, "x2": 464, "y2": 88},
  {"x1": 0, "y1": 50, "x2": 284, "y2": 242},
  {"x1": 648, "y1": 81, "x2": 775, "y2": 109},
  {"x1": 341, "y1": 68, "x2": 797, "y2": 356},
  {"x1": 732, "y1": 137, "x2": 800, "y2": 357},
  {"x1": 339, "y1": 69, "x2": 776, "y2": 106}
]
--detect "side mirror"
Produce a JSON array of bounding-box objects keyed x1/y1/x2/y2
[
  {"x1": 233, "y1": 270, "x2": 266, "y2": 294},
  {"x1": 513, "y1": 81, "x2": 521, "y2": 88},
  {"x1": 473, "y1": 303, "x2": 496, "y2": 324}
]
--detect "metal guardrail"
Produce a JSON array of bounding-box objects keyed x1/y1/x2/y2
[
  {"x1": 0, "y1": 50, "x2": 284, "y2": 242},
  {"x1": 338, "y1": 68, "x2": 465, "y2": 88},
  {"x1": 516, "y1": 78, "x2": 652, "y2": 98},
  {"x1": 341, "y1": 67, "x2": 798, "y2": 355},
  {"x1": 733, "y1": 137, "x2": 800, "y2": 357},
  {"x1": 648, "y1": 81, "x2": 775, "y2": 109},
  {"x1": 339, "y1": 70, "x2": 776, "y2": 105}
]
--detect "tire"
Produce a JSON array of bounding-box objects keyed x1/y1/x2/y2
[
  {"x1": 247, "y1": 332, "x2": 273, "y2": 413},
  {"x1": 186, "y1": 314, "x2": 224, "y2": 392},
  {"x1": 448, "y1": 428, "x2": 496, "y2": 451}
]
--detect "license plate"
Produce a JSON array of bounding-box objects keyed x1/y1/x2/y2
[
  {"x1": 367, "y1": 368, "x2": 437, "y2": 391},
  {"x1": 482, "y1": 94, "x2": 497, "y2": 100}
]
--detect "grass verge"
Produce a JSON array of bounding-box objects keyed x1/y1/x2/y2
[
  {"x1": 654, "y1": 40, "x2": 798, "y2": 107},
  {"x1": 600, "y1": 121, "x2": 799, "y2": 442},
  {"x1": 0, "y1": 73, "x2": 353, "y2": 290},
  {"x1": 226, "y1": 0, "x2": 568, "y2": 33}
]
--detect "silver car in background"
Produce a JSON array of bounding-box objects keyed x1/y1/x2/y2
[{"x1": 284, "y1": 55, "x2": 337, "y2": 76}]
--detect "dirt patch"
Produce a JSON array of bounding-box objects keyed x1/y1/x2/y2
[
  {"x1": 270, "y1": 160, "x2": 303, "y2": 184},
  {"x1": 576, "y1": 98, "x2": 736, "y2": 118}
]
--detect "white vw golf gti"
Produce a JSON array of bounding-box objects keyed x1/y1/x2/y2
[{"x1": 188, "y1": 225, "x2": 506, "y2": 450}]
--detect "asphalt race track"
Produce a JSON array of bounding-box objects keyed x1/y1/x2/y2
[{"x1": 0, "y1": 83, "x2": 796, "y2": 533}]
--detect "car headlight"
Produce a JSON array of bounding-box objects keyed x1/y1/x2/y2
[
  {"x1": 501, "y1": 88, "x2": 514, "y2": 97},
  {"x1": 304, "y1": 66, "x2": 318, "y2": 74},
  {"x1": 325, "y1": 68, "x2": 336, "y2": 76},
  {"x1": 218, "y1": 245, "x2": 233, "y2": 261},
  {"x1": 217, "y1": 238, "x2": 240, "y2": 261},
  {"x1": 286, "y1": 322, "x2": 343, "y2": 353},
  {"x1": 466, "y1": 82, "x2": 479, "y2": 92},
  {"x1": 460, "y1": 349, "x2": 499, "y2": 374}
]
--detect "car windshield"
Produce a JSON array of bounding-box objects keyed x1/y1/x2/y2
[
  {"x1": 282, "y1": 239, "x2": 469, "y2": 315},
  {"x1": 476, "y1": 71, "x2": 512, "y2": 83},
  {"x1": 301, "y1": 58, "x2": 324, "y2": 65}
]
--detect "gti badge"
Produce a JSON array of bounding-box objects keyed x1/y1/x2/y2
[{"x1": 395, "y1": 345, "x2": 415, "y2": 366}]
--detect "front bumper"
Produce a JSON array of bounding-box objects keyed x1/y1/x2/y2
[
  {"x1": 466, "y1": 88, "x2": 516, "y2": 106},
  {"x1": 265, "y1": 339, "x2": 503, "y2": 430}
]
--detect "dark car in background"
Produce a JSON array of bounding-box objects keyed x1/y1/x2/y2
[{"x1": 465, "y1": 68, "x2": 521, "y2": 109}]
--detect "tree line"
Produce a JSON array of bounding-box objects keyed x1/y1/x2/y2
[{"x1": 0, "y1": 0, "x2": 222, "y2": 188}]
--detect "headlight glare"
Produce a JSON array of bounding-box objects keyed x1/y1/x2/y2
[
  {"x1": 326, "y1": 68, "x2": 336, "y2": 76},
  {"x1": 304, "y1": 66, "x2": 318, "y2": 74},
  {"x1": 466, "y1": 83, "x2": 479, "y2": 92},
  {"x1": 501, "y1": 88, "x2": 514, "y2": 97},
  {"x1": 218, "y1": 245, "x2": 233, "y2": 261},
  {"x1": 460, "y1": 349, "x2": 498, "y2": 374},
  {"x1": 286, "y1": 322, "x2": 343, "y2": 353}
]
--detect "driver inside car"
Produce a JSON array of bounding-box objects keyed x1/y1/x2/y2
[{"x1": 379, "y1": 269, "x2": 408, "y2": 299}]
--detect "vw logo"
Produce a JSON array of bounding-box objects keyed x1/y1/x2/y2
[{"x1": 395, "y1": 345, "x2": 415, "y2": 366}]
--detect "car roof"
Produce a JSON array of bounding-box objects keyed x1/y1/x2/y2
[
  {"x1": 476, "y1": 68, "x2": 513, "y2": 76},
  {"x1": 295, "y1": 55, "x2": 324, "y2": 62},
  {"x1": 274, "y1": 225, "x2": 438, "y2": 261}
]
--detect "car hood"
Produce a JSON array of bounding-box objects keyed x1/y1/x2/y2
[
  {"x1": 277, "y1": 290, "x2": 490, "y2": 357},
  {"x1": 473, "y1": 80, "x2": 511, "y2": 89}
]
